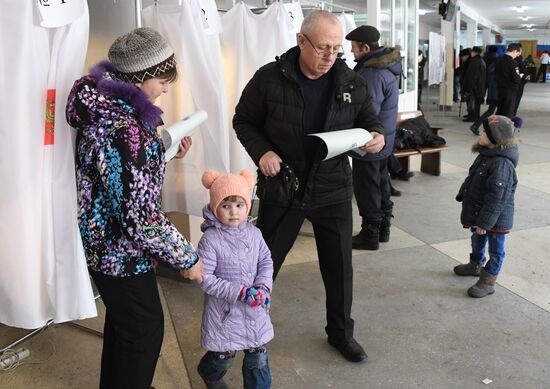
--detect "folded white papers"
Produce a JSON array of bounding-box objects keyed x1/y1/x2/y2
[
  {"x1": 308, "y1": 128, "x2": 373, "y2": 161},
  {"x1": 162, "y1": 110, "x2": 208, "y2": 162}
]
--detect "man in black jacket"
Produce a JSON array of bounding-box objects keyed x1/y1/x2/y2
[
  {"x1": 233, "y1": 11, "x2": 385, "y2": 363},
  {"x1": 462, "y1": 46, "x2": 486, "y2": 123},
  {"x1": 495, "y1": 43, "x2": 522, "y2": 118}
]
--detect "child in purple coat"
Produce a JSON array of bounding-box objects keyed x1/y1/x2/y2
[{"x1": 197, "y1": 170, "x2": 274, "y2": 389}]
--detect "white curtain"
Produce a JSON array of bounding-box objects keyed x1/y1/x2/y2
[
  {"x1": 220, "y1": 2, "x2": 296, "y2": 173},
  {"x1": 143, "y1": 0, "x2": 230, "y2": 217},
  {"x1": 0, "y1": 0, "x2": 97, "y2": 329},
  {"x1": 338, "y1": 13, "x2": 357, "y2": 69}
]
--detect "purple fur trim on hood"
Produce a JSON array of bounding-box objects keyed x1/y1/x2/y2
[{"x1": 89, "y1": 61, "x2": 163, "y2": 128}]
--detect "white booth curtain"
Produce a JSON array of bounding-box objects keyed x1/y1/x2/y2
[
  {"x1": 338, "y1": 12, "x2": 358, "y2": 69},
  {"x1": 143, "y1": 1, "x2": 297, "y2": 216},
  {"x1": 0, "y1": 0, "x2": 97, "y2": 329}
]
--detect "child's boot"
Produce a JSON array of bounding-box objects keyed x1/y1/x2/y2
[
  {"x1": 352, "y1": 223, "x2": 380, "y2": 250},
  {"x1": 467, "y1": 269, "x2": 497, "y2": 298},
  {"x1": 453, "y1": 254, "x2": 483, "y2": 276}
]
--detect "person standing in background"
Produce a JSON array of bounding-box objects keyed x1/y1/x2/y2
[
  {"x1": 535, "y1": 50, "x2": 549, "y2": 83},
  {"x1": 495, "y1": 43, "x2": 522, "y2": 118},
  {"x1": 418, "y1": 49, "x2": 426, "y2": 108},
  {"x1": 346, "y1": 25, "x2": 402, "y2": 250}
]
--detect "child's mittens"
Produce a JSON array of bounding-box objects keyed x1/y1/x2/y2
[{"x1": 239, "y1": 286, "x2": 270, "y2": 309}]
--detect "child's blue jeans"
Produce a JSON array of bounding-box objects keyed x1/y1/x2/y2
[
  {"x1": 197, "y1": 347, "x2": 271, "y2": 389},
  {"x1": 470, "y1": 231, "x2": 506, "y2": 276}
]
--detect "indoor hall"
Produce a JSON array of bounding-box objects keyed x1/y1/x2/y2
[
  {"x1": 2, "y1": 82, "x2": 549, "y2": 389},
  {"x1": 2, "y1": 1, "x2": 550, "y2": 388}
]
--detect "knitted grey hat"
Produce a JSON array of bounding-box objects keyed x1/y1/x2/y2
[
  {"x1": 108, "y1": 27, "x2": 176, "y2": 83},
  {"x1": 482, "y1": 115, "x2": 521, "y2": 145}
]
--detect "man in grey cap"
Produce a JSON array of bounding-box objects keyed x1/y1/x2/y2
[{"x1": 346, "y1": 25, "x2": 402, "y2": 250}]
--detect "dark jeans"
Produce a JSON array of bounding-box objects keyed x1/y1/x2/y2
[
  {"x1": 197, "y1": 348, "x2": 271, "y2": 389},
  {"x1": 256, "y1": 201, "x2": 354, "y2": 341},
  {"x1": 352, "y1": 158, "x2": 393, "y2": 225},
  {"x1": 90, "y1": 269, "x2": 164, "y2": 389},
  {"x1": 470, "y1": 231, "x2": 506, "y2": 276}
]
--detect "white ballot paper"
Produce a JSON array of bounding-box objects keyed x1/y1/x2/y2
[
  {"x1": 308, "y1": 128, "x2": 373, "y2": 161},
  {"x1": 162, "y1": 110, "x2": 208, "y2": 162}
]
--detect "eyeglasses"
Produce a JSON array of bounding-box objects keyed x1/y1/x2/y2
[{"x1": 301, "y1": 33, "x2": 344, "y2": 58}]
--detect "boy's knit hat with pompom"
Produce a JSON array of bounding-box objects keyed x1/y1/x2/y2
[
  {"x1": 482, "y1": 115, "x2": 522, "y2": 147},
  {"x1": 201, "y1": 170, "x2": 255, "y2": 219}
]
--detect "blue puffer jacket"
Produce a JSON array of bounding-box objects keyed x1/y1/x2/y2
[
  {"x1": 352, "y1": 47, "x2": 402, "y2": 160},
  {"x1": 456, "y1": 144, "x2": 519, "y2": 232},
  {"x1": 198, "y1": 206, "x2": 274, "y2": 352}
]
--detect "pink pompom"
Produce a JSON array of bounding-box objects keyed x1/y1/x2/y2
[
  {"x1": 240, "y1": 169, "x2": 255, "y2": 189},
  {"x1": 202, "y1": 170, "x2": 220, "y2": 189}
]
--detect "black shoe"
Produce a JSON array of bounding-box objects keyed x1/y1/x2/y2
[
  {"x1": 327, "y1": 337, "x2": 368, "y2": 362},
  {"x1": 392, "y1": 171, "x2": 414, "y2": 181},
  {"x1": 352, "y1": 224, "x2": 380, "y2": 250},
  {"x1": 469, "y1": 124, "x2": 479, "y2": 135},
  {"x1": 462, "y1": 118, "x2": 475, "y2": 122},
  {"x1": 390, "y1": 186, "x2": 401, "y2": 197}
]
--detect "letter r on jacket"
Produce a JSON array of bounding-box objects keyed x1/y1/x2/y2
[{"x1": 342, "y1": 92, "x2": 352, "y2": 103}]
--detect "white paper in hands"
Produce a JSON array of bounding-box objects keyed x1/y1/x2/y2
[
  {"x1": 162, "y1": 110, "x2": 208, "y2": 162},
  {"x1": 308, "y1": 128, "x2": 373, "y2": 160}
]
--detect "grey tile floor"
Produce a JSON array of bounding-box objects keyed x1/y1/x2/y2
[{"x1": 1, "y1": 83, "x2": 549, "y2": 388}]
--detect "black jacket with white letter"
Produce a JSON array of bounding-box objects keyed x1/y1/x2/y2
[{"x1": 233, "y1": 46, "x2": 384, "y2": 209}]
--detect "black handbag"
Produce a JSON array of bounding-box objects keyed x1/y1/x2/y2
[{"x1": 256, "y1": 163, "x2": 299, "y2": 206}]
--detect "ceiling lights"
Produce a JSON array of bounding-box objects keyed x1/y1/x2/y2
[
  {"x1": 514, "y1": 6, "x2": 525, "y2": 13},
  {"x1": 518, "y1": 16, "x2": 532, "y2": 21}
]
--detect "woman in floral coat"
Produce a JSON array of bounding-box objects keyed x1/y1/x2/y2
[{"x1": 66, "y1": 27, "x2": 203, "y2": 389}]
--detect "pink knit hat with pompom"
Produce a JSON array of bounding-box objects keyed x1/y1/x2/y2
[{"x1": 201, "y1": 170, "x2": 255, "y2": 218}]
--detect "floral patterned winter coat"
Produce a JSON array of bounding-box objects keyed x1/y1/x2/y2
[{"x1": 66, "y1": 61, "x2": 198, "y2": 277}]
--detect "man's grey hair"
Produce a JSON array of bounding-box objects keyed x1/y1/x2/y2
[{"x1": 300, "y1": 10, "x2": 341, "y2": 35}]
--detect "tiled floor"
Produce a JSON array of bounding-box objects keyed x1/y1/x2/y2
[{"x1": 2, "y1": 83, "x2": 549, "y2": 388}]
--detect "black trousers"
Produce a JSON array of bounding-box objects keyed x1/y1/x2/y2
[
  {"x1": 352, "y1": 158, "x2": 393, "y2": 225},
  {"x1": 536, "y1": 64, "x2": 547, "y2": 82},
  {"x1": 496, "y1": 89, "x2": 517, "y2": 118},
  {"x1": 90, "y1": 269, "x2": 164, "y2": 389},
  {"x1": 256, "y1": 201, "x2": 354, "y2": 342},
  {"x1": 472, "y1": 102, "x2": 497, "y2": 131},
  {"x1": 466, "y1": 95, "x2": 481, "y2": 121}
]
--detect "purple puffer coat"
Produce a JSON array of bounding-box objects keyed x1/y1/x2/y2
[{"x1": 198, "y1": 206, "x2": 274, "y2": 352}]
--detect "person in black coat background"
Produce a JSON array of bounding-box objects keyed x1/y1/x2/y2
[
  {"x1": 461, "y1": 46, "x2": 486, "y2": 122},
  {"x1": 495, "y1": 43, "x2": 522, "y2": 118},
  {"x1": 513, "y1": 53, "x2": 528, "y2": 116}
]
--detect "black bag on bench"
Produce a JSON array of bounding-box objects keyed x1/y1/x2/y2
[{"x1": 395, "y1": 116, "x2": 446, "y2": 149}]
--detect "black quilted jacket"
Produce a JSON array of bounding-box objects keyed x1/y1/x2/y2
[{"x1": 233, "y1": 46, "x2": 384, "y2": 209}]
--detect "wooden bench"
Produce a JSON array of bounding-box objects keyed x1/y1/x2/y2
[{"x1": 393, "y1": 111, "x2": 448, "y2": 176}]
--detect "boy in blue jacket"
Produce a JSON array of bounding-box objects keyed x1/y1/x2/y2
[{"x1": 454, "y1": 115, "x2": 521, "y2": 298}]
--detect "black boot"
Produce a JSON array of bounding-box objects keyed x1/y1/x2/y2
[
  {"x1": 352, "y1": 223, "x2": 380, "y2": 250},
  {"x1": 468, "y1": 269, "x2": 497, "y2": 298},
  {"x1": 453, "y1": 254, "x2": 483, "y2": 276},
  {"x1": 379, "y1": 211, "x2": 393, "y2": 243}
]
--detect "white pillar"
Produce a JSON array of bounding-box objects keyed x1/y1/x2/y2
[
  {"x1": 367, "y1": 0, "x2": 381, "y2": 30},
  {"x1": 482, "y1": 27, "x2": 493, "y2": 46},
  {"x1": 466, "y1": 19, "x2": 477, "y2": 48},
  {"x1": 439, "y1": 19, "x2": 454, "y2": 109}
]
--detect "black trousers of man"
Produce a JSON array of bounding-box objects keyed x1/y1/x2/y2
[
  {"x1": 536, "y1": 63, "x2": 547, "y2": 82},
  {"x1": 256, "y1": 201, "x2": 354, "y2": 342},
  {"x1": 466, "y1": 94, "x2": 482, "y2": 121},
  {"x1": 496, "y1": 89, "x2": 517, "y2": 118},
  {"x1": 90, "y1": 269, "x2": 164, "y2": 389},
  {"x1": 352, "y1": 158, "x2": 393, "y2": 225}
]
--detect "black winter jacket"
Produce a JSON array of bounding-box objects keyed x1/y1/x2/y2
[
  {"x1": 462, "y1": 55, "x2": 487, "y2": 99},
  {"x1": 496, "y1": 54, "x2": 521, "y2": 92},
  {"x1": 233, "y1": 46, "x2": 384, "y2": 209},
  {"x1": 456, "y1": 144, "x2": 518, "y2": 232}
]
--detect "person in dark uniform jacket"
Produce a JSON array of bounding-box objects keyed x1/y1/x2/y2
[
  {"x1": 345, "y1": 25, "x2": 402, "y2": 250},
  {"x1": 495, "y1": 43, "x2": 522, "y2": 118},
  {"x1": 233, "y1": 11, "x2": 385, "y2": 364}
]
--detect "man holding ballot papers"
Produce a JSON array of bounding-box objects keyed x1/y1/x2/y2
[{"x1": 233, "y1": 11, "x2": 384, "y2": 363}]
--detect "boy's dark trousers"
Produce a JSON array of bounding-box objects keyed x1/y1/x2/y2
[
  {"x1": 256, "y1": 201, "x2": 355, "y2": 342},
  {"x1": 90, "y1": 269, "x2": 164, "y2": 389}
]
